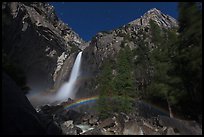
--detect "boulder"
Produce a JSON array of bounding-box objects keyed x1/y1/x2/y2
[
  {"x1": 81, "y1": 128, "x2": 102, "y2": 135},
  {"x1": 65, "y1": 109, "x2": 84, "y2": 124},
  {"x1": 100, "y1": 128, "x2": 115, "y2": 135},
  {"x1": 75, "y1": 124, "x2": 94, "y2": 134},
  {"x1": 166, "y1": 127, "x2": 174, "y2": 135},
  {"x1": 88, "y1": 115, "x2": 99, "y2": 125},
  {"x1": 82, "y1": 114, "x2": 91, "y2": 123},
  {"x1": 158, "y1": 115, "x2": 202, "y2": 135},
  {"x1": 60, "y1": 120, "x2": 80, "y2": 135},
  {"x1": 1, "y1": 71, "x2": 61, "y2": 134},
  {"x1": 98, "y1": 118, "x2": 115, "y2": 128},
  {"x1": 123, "y1": 120, "x2": 144, "y2": 135}
]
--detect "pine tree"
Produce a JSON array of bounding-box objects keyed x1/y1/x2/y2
[
  {"x1": 172, "y1": 2, "x2": 202, "y2": 119},
  {"x1": 97, "y1": 60, "x2": 114, "y2": 119},
  {"x1": 97, "y1": 44, "x2": 135, "y2": 117},
  {"x1": 112, "y1": 45, "x2": 134, "y2": 113},
  {"x1": 114, "y1": 46, "x2": 134, "y2": 96},
  {"x1": 147, "y1": 20, "x2": 179, "y2": 118}
]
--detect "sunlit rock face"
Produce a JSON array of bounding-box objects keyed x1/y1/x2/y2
[
  {"x1": 2, "y1": 2, "x2": 84, "y2": 95},
  {"x1": 77, "y1": 8, "x2": 178, "y2": 98},
  {"x1": 129, "y1": 8, "x2": 178, "y2": 29}
]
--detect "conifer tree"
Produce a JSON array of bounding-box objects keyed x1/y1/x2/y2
[{"x1": 173, "y1": 2, "x2": 202, "y2": 119}]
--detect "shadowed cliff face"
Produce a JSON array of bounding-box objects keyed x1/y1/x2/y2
[
  {"x1": 2, "y1": 71, "x2": 46, "y2": 134},
  {"x1": 2, "y1": 2, "x2": 84, "y2": 96},
  {"x1": 2, "y1": 71, "x2": 63, "y2": 134}
]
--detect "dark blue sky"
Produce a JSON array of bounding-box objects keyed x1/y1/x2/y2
[{"x1": 50, "y1": 2, "x2": 178, "y2": 41}]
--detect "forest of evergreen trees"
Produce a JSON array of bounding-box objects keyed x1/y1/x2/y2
[{"x1": 97, "y1": 2, "x2": 202, "y2": 122}]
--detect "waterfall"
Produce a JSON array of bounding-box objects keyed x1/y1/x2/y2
[{"x1": 54, "y1": 51, "x2": 82, "y2": 102}]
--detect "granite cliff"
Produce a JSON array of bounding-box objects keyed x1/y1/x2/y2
[{"x1": 2, "y1": 2, "x2": 84, "y2": 95}]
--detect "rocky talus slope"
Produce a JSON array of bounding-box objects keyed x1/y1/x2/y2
[{"x1": 35, "y1": 98, "x2": 202, "y2": 135}]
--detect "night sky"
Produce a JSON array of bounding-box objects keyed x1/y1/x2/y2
[{"x1": 49, "y1": 2, "x2": 178, "y2": 41}]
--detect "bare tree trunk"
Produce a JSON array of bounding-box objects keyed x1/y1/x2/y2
[{"x1": 167, "y1": 98, "x2": 174, "y2": 118}]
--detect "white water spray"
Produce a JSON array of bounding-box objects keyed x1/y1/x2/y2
[
  {"x1": 27, "y1": 51, "x2": 83, "y2": 106},
  {"x1": 54, "y1": 51, "x2": 83, "y2": 102}
]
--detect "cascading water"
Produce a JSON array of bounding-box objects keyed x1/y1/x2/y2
[{"x1": 54, "y1": 51, "x2": 82, "y2": 102}]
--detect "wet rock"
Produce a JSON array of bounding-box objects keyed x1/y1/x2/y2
[
  {"x1": 98, "y1": 118, "x2": 115, "y2": 128},
  {"x1": 76, "y1": 127, "x2": 83, "y2": 134},
  {"x1": 82, "y1": 114, "x2": 91, "y2": 123},
  {"x1": 88, "y1": 115, "x2": 99, "y2": 126},
  {"x1": 81, "y1": 128, "x2": 102, "y2": 135},
  {"x1": 100, "y1": 128, "x2": 115, "y2": 135},
  {"x1": 65, "y1": 109, "x2": 84, "y2": 124},
  {"x1": 61, "y1": 120, "x2": 78, "y2": 135},
  {"x1": 75, "y1": 124, "x2": 94, "y2": 134}
]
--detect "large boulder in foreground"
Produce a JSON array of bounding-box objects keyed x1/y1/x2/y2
[{"x1": 1, "y1": 71, "x2": 61, "y2": 135}]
